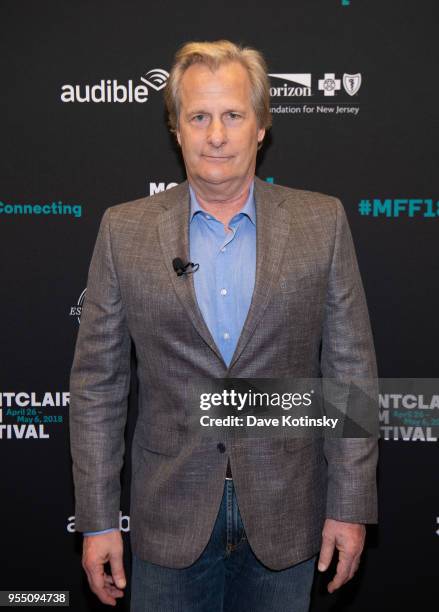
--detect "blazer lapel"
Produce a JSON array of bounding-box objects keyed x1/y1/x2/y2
[
  {"x1": 156, "y1": 177, "x2": 291, "y2": 372},
  {"x1": 157, "y1": 182, "x2": 226, "y2": 365},
  {"x1": 228, "y1": 177, "x2": 290, "y2": 371}
]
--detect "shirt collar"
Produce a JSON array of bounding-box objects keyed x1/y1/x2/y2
[{"x1": 189, "y1": 180, "x2": 256, "y2": 226}]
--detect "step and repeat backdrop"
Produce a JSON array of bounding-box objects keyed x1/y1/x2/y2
[{"x1": 1, "y1": 1, "x2": 438, "y2": 610}]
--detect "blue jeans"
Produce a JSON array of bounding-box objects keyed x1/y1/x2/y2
[{"x1": 130, "y1": 479, "x2": 316, "y2": 611}]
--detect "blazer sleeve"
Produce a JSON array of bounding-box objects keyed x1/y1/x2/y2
[
  {"x1": 321, "y1": 198, "x2": 379, "y2": 524},
  {"x1": 69, "y1": 208, "x2": 132, "y2": 533}
]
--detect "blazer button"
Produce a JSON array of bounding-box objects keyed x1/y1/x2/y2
[{"x1": 217, "y1": 443, "x2": 226, "y2": 453}]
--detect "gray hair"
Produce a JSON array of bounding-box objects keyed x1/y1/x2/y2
[{"x1": 164, "y1": 40, "x2": 272, "y2": 137}]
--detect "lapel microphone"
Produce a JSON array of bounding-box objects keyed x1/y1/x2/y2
[{"x1": 172, "y1": 257, "x2": 200, "y2": 277}]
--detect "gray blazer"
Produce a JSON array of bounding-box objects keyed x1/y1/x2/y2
[{"x1": 69, "y1": 177, "x2": 378, "y2": 570}]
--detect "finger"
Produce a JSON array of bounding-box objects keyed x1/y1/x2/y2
[
  {"x1": 327, "y1": 554, "x2": 352, "y2": 593},
  {"x1": 103, "y1": 573, "x2": 124, "y2": 597},
  {"x1": 109, "y1": 551, "x2": 127, "y2": 590},
  {"x1": 87, "y1": 576, "x2": 118, "y2": 605},
  {"x1": 347, "y1": 556, "x2": 361, "y2": 581},
  {"x1": 85, "y1": 565, "x2": 117, "y2": 606},
  {"x1": 85, "y1": 562, "x2": 105, "y2": 591},
  {"x1": 318, "y1": 533, "x2": 335, "y2": 572},
  {"x1": 104, "y1": 583, "x2": 125, "y2": 599}
]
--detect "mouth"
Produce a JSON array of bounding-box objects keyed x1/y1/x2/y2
[{"x1": 202, "y1": 155, "x2": 233, "y2": 162}]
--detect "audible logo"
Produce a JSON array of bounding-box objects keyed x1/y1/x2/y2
[{"x1": 60, "y1": 68, "x2": 169, "y2": 104}]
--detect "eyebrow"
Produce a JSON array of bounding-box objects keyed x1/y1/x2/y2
[
  {"x1": 185, "y1": 108, "x2": 247, "y2": 116},
  {"x1": 185, "y1": 109, "x2": 208, "y2": 116}
]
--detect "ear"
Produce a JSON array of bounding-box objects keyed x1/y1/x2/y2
[
  {"x1": 257, "y1": 127, "x2": 265, "y2": 144},
  {"x1": 176, "y1": 126, "x2": 181, "y2": 147}
]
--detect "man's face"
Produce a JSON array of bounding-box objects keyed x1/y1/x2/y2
[{"x1": 176, "y1": 61, "x2": 265, "y2": 196}]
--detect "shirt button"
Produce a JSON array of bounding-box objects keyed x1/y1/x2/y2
[
  {"x1": 217, "y1": 443, "x2": 226, "y2": 453},
  {"x1": 221, "y1": 247, "x2": 226, "y2": 252},
  {"x1": 220, "y1": 288, "x2": 227, "y2": 296},
  {"x1": 206, "y1": 215, "x2": 211, "y2": 219},
  {"x1": 223, "y1": 332, "x2": 230, "y2": 340}
]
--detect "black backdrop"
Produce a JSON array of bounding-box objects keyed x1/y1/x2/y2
[{"x1": 1, "y1": 1, "x2": 438, "y2": 610}]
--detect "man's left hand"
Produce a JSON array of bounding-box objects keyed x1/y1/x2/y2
[{"x1": 317, "y1": 518, "x2": 366, "y2": 593}]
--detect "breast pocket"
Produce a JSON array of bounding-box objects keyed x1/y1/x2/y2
[{"x1": 277, "y1": 266, "x2": 323, "y2": 295}]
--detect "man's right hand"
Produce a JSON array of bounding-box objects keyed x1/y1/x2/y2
[{"x1": 82, "y1": 530, "x2": 126, "y2": 606}]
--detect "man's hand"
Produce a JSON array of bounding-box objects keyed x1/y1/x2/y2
[
  {"x1": 82, "y1": 530, "x2": 126, "y2": 606},
  {"x1": 317, "y1": 518, "x2": 365, "y2": 593}
]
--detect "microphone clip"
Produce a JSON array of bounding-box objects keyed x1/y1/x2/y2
[{"x1": 172, "y1": 257, "x2": 199, "y2": 277}]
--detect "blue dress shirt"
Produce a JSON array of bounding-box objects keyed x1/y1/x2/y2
[
  {"x1": 189, "y1": 181, "x2": 256, "y2": 367},
  {"x1": 83, "y1": 180, "x2": 257, "y2": 536}
]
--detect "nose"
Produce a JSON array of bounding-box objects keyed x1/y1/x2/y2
[{"x1": 207, "y1": 118, "x2": 227, "y2": 148}]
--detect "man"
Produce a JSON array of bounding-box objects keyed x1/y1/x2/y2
[{"x1": 70, "y1": 40, "x2": 378, "y2": 611}]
